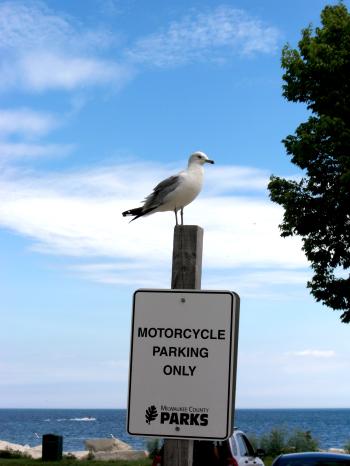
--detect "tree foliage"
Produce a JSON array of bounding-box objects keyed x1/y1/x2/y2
[{"x1": 268, "y1": 3, "x2": 350, "y2": 322}]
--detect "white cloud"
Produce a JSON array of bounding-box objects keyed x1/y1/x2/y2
[
  {"x1": 237, "y1": 350, "x2": 350, "y2": 407},
  {"x1": 0, "y1": 108, "x2": 73, "y2": 163},
  {"x1": 0, "y1": 357, "x2": 128, "y2": 385},
  {"x1": 288, "y1": 350, "x2": 336, "y2": 358},
  {"x1": 0, "y1": 1, "x2": 112, "y2": 53},
  {"x1": 0, "y1": 1, "x2": 131, "y2": 92},
  {"x1": 280, "y1": 350, "x2": 348, "y2": 378},
  {"x1": 204, "y1": 269, "x2": 311, "y2": 300},
  {"x1": 0, "y1": 161, "x2": 308, "y2": 297},
  {"x1": 16, "y1": 52, "x2": 132, "y2": 92},
  {"x1": 0, "y1": 142, "x2": 74, "y2": 159},
  {"x1": 126, "y1": 6, "x2": 280, "y2": 67},
  {"x1": 0, "y1": 108, "x2": 57, "y2": 137},
  {"x1": 0, "y1": 2, "x2": 280, "y2": 92},
  {"x1": 67, "y1": 263, "x2": 310, "y2": 299},
  {"x1": 205, "y1": 165, "x2": 269, "y2": 194}
]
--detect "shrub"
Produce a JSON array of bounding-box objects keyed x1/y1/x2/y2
[
  {"x1": 252, "y1": 428, "x2": 319, "y2": 456},
  {"x1": 0, "y1": 449, "x2": 30, "y2": 459},
  {"x1": 246, "y1": 434, "x2": 259, "y2": 451},
  {"x1": 344, "y1": 440, "x2": 350, "y2": 454},
  {"x1": 259, "y1": 428, "x2": 287, "y2": 456},
  {"x1": 146, "y1": 438, "x2": 162, "y2": 459},
  {"x1": 286, "y1": 430, "x2": 319, "y2": 453}
]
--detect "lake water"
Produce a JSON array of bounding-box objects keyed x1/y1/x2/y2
[{"x1": 0, "y1": 408, "x2": 349, "y2": 452}]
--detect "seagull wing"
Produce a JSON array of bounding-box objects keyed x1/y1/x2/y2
[{"x1": 143, "y1": 174, "x2": 182, "y2": 211}]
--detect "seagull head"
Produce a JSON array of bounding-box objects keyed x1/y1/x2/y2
[{"x1": 188, "y1": 151, "x2": 215, "y2": 166}]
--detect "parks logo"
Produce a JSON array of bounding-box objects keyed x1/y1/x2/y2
[
  {"x1": 145, "y1": 405, "x2": 158, "y2": 424},
  {"x1": 145, "y1": 405, "x2": 208, "y2": 426}
]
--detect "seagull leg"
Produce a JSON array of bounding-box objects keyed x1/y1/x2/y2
[
  {"x1": 180, "y1": 208, "x2": 184, "y2": 225},
  {"x1": 174, "y1": 209, "x2": 178, "y2": 225}
]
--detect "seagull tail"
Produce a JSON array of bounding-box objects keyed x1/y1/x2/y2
[
  {"x1": 122, "y1": 207, "x2": 143, "y2": 222},
  {"x1": 122, "y1": 207, "x2": 143, "y2": 217},
  {"x1": 122, "y1": 207, "x2": 154, "y2": 222}
]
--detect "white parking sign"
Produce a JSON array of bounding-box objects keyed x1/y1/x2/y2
[{"x1": 127, "y1": 289, "x2": 240, "y2": 440}]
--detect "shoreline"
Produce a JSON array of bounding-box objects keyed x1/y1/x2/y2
[
  {"x1": 0, "y1": 439, "x2": 147, "y2": 461},
  {"x1": 0, "y1": 439, "x2": 347, "y2": 457},
  {"x1": 1, "y1": 408, "x2": 349, "y2": 452}
]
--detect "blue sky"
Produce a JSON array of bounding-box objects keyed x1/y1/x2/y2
[{"x1": 0, "y1": 0, "x2": 349, "y2": 409}]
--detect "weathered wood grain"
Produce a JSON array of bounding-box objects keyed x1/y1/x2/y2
[
  {"x1": 171, "y1": 225, "x2": 203, "y2": 290},
  {"x1": 164, "y1": 225, "x2": 203, "y2": 466}
]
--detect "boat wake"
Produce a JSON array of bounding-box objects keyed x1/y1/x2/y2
[{"x1": 70, "y1": 417, "x2": 96, "y2": 422}]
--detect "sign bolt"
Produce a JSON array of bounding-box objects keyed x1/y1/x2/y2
[{"x1": 181, "y1": 298, "x2": 186, "y2": 303}]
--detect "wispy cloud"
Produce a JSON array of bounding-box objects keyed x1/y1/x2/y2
[
  {"x1": 0, "y1": 1, "x2": 131, "y2": 92},
  {"x1": 0, "y1": 1, "x2": 112, "y2": 51},
  {"x1": 0, "y1": 2, "x2": 280, "y2": 92},
  {"x1": 0, "y1": 356, "x2": 128, "y2": 385},
  {"x1": 0, "y1": 108, "x2": 57, "y2": 137},
  {"x1": 237, "y1": 350, "x2": 350, "y2": 407},
  {"x1": 0, "y1": 161, "x2": 307, "y2": 297},
  {"x1": 126, "y1": 6, "x2": 280, "y2": 67},
  {"x1": 0, "y1": 3, "x2": 286, "y2": 298},
  {"x1": 68, "y1": 263, "x2": 310, "y2": 299},
  {"x1": 205, "y1": 165, "x2": 270, "y2": 194},
  {"x1": 288, "y1": 350, "x2": 336, "y2": 358},
  {"x1": 0, "y1": 142, "x2": 74, "y2": 160},
  {"x1": 15, "y1": 52, "x2": 131, "y2": 92},
  {"x1": 280, "y1": 349, "x2": 348, "y2": 378},
  {"x1": 0, "y1": 108, "x2": 73, "y2": 163}
]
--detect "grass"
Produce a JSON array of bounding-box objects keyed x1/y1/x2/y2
[
  {"x1": 263, "y1": 457, "x2": 275, "y2": 466},
  {"x1": 0, "y1": 456, "x2": 281, "y2": 466},
  {"x1": 0, "y1": 460, "x2": 151, "y2": 466}
]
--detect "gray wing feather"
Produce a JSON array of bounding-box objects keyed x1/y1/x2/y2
[{"x1": 143, "y1": 175, "x2": 181, "y2": 210}]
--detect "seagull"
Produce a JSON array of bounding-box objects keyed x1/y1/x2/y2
[{"x1": 122, "y1": 151, "x2": 214, "y2": 225}]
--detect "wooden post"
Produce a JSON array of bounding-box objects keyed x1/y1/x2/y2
[
  {"x1": 163, "y1": 225, "x2": 204, "y2": 466},
  {"x1": 171, "y1": 226, "x2": 203, "y2": 289}
]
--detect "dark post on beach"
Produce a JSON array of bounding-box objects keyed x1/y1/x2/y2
[{"x1": 163, "y1": 225, "x2": 203, "y2": 466}]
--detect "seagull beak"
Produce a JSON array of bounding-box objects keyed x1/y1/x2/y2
[{"x1": 206, "y1": 159, "x2": 215, "y2": 164}]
